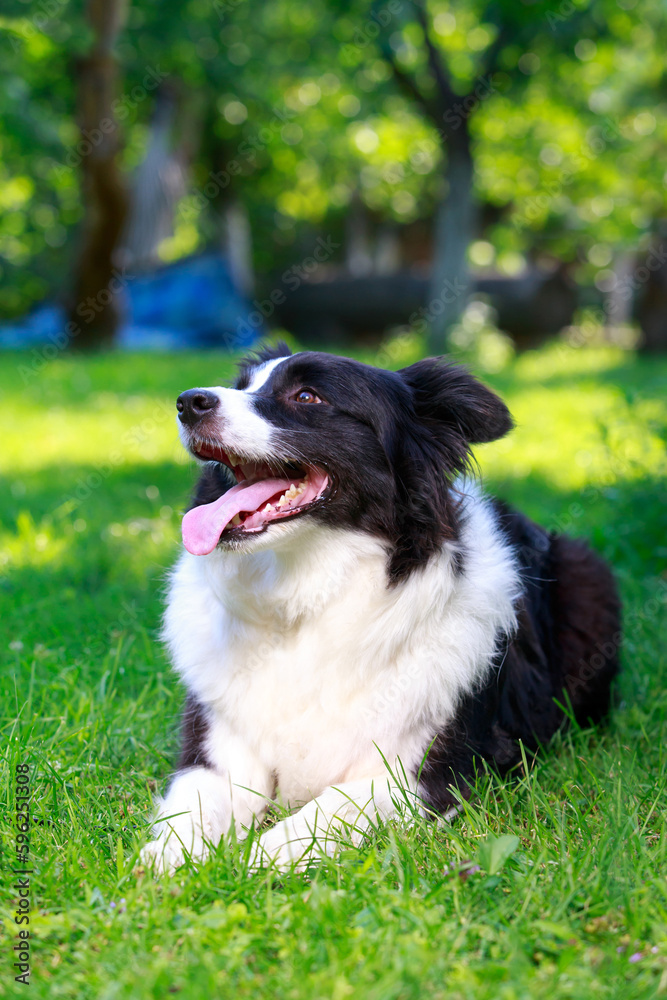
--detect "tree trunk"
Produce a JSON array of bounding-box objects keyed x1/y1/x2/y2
[
  {"x1": 345, "y1": 192, "x2": 374, "y2": 277},
  {"x1": 119, "y1": 83, "x2": 185, "y2": 272},
  {"x1": 374, "y1": 222, "x2": 401, "y2": 275},
  {"x1": 68, "y1": 0, "x2": 129, "y2": 350},
  {"x1": 605, "y1": 252, "x2": 634, "y2": 332},
  {"x1": 636, "y1": 235, "x2": 667, "y2": 352},
  {"x1": 427, "y1": 141, "x2": 475, "y2": 354},
  {"x1": 222, "y1": 199, "x2": 255, "y2": 296}
]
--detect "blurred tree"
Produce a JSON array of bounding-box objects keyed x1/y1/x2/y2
[
  {"x1": 365, "y1": 0, "x2": 666, "y2": 349},
  {"x1": 67, "y1": 0, "x2": 129, "y2": 348},
  {"x1": 117, "y1": 81, "x2": 187, "y2": 273},
  {"x1": 0, "y1": 0, "x2": 665, "y2": 349},
  {"x1": 0, "y1": 4, "x2": 80, "y2": 318}
]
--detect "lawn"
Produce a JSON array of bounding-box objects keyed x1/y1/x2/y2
[{"x1": 1, "y1": 339, "x2": 666, "y2": 999}]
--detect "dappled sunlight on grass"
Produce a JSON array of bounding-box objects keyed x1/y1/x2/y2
[
  {"x1": 509, "y1": 342, "x2": 632, "y2": 383},
  {"x1": 1, "y1": 341, "x2": 666, "y2": 1000},
  {"x1": 5, "y1": 349, "x2": 241, "y2": 397},
  {"x1": 0, "y1": 509, "x2": 70, "y2": 573},
  {"x1": 2, "y1": 396, "x2": 189, "y2": 473},
  {"x1": 477, "y1": 378, "x2": 667, "y2": 494},
  {"x1": 2, "y1": 349, "x2": 241, "y2": 474}
]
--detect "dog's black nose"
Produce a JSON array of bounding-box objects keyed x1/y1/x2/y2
[{"x1": 176, "y1": 389, "x2": 220, "y2": 426}]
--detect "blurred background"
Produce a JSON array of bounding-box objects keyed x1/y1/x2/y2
[{"x1": 1, "y1": 0, "x2": 666, "y2": 361}]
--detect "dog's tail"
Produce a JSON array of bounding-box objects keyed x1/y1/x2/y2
[{"x1": 550, "y1": 534, "x2": 621, "y2": 726}]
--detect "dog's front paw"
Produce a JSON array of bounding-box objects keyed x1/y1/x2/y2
[
  {"x1": 139, "y1": 837, "x2": 185, "y2": 876},
  {"x1": 139, "y1": 834, "x2": 209, "y2": 876},
  {"x1": 248, "y1": 818, "x2": 324, "y2": 873}
]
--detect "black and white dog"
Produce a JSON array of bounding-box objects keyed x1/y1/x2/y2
[{"x1": 141, "y1": 344, "x2": 620, "y2": 873}]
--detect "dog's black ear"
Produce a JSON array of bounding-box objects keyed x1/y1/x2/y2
[{"x1": 398, "y1": 357, "x2": 513, "y2": 444}]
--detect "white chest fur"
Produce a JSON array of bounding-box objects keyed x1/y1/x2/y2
[{"x1": 162, "y1": 487, "x2": 520, "y2": 805}]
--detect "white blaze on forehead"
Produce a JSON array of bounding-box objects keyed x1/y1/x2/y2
[
  {"x1": 194, "y1": 385, "x2": 274, "y2": 455},
  {"x1": 245, "y1": 354, "x2": 296, "y2": 393}
]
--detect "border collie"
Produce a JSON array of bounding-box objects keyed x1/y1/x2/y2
[{"x1": 141, "y1": 344, "x2": 620, "y2": 874}]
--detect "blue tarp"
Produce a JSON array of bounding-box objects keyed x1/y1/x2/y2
[{"x1": 0, "y1": 253, "x2": 262, "y2": 350}]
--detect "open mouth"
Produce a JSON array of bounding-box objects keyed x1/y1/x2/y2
[{"x1": 181, "y1": 440, "x2": 330, "y2": 555}]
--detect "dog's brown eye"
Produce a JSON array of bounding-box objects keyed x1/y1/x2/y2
[{"x1": 293, "y1": 389, "x2": 322, "y2": 404}]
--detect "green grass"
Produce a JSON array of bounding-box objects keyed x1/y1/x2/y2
[{"x1": 1, "y1": 340, "x2": 666, "y2": 999}]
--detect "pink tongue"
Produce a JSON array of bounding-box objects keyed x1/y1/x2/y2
[{"x1": 182, "y1": 477, "x2": 293, "y2": 555}]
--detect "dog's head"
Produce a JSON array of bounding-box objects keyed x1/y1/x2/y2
[{"x1": 176, "y1": 344, "x2": 512, "y2": 580}]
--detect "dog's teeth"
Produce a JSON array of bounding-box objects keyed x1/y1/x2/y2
[
  {"x1": 263, "y1": 503, "x2": 274, "y2": 513},
  {"x1": 273, "y1": 480, "x2": 307, "y2": 510},
  {"x1": 231, "y1": 514, "x2": 242, "y2": 526}
]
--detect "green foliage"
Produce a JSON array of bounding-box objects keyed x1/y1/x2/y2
[
  {"x1": 0, "y1": 3, "x2": 81, "y2": 315},
  {"x1": 1, "y1": 0, "x2": 665, "y2": 319},
  {"x1": 473, "y1": 0, "x2": 667, "y2": 276},
  {"x1": 1, "y1": 339, "x2": 666, "y2": 998}
]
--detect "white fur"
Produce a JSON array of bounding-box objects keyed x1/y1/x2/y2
[
  {"x1": 142, "y1": 484, "x2": 520, "y2": 873},
  {"x1": 177, "y1": 358, "x2": 295, "y2": 461},
  {"x1": 247, "y1": 778, "x2": 413, "y2": 871},
  {"x1": 246, "y1": 355, "x2": 295, "y2": 392},
  {"x1": 179, "y1": 367, "x2": 296, "y2": 461}
]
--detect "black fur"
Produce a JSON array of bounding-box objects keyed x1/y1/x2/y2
[
  {"x1": 182, "y1": 345, "x2": 621, "y2": 809},
  {"x1": 419, "y1": 502, "x2": 621, "y2": 811},
  {"x1": 178, "y1": 695, "x2": 212, "y2": 770},
  {"x1": 193, "y1": 346, "x2": 512, "y2": 582}
]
